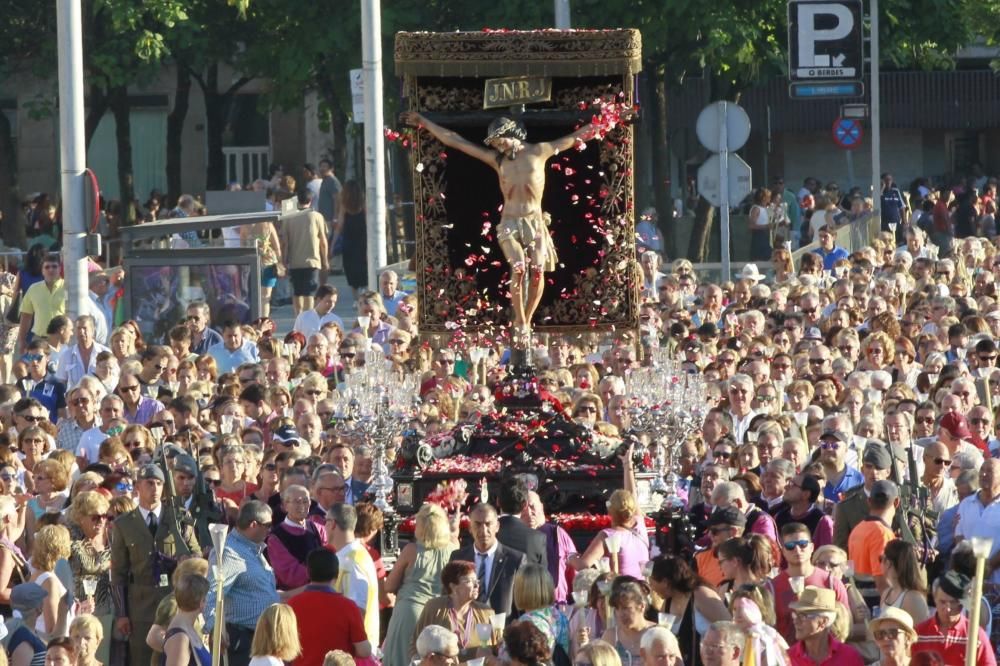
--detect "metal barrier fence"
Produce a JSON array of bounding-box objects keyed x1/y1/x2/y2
[
  {"x1": 685, "y1": 215, "x2": 882, "y2": 282},
  {"x1": 791, "y1": 214, "x2": 882, "y2": 269}
]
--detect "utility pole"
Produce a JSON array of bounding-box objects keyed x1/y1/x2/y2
[
  {"x1": 362, "y1": 0, "x2": 387, "y2": 289},
  {"x1": 869, "y1": 0, "x2": 881, "y2": 223},
  {"x1": 56, "y1": 0, "x2": 87, "y2": 319},
  {"x1": 554, "y1": 0, "x2": 571, "y2": 28}
]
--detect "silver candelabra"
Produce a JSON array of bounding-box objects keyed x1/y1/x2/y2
[
  {"x1": 625, "y1": 356, "x2": 707, "y2": 508},
  {"x1": 332, "y1": 342, "x2": 420, "y2": 513}
]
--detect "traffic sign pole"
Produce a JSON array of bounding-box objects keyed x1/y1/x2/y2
[
  {"x1": 870, "y1": 0, "x2": 881, "y2": 222},
  {"x1": 719, "y1": 102, "x2": 731, "y2": 283}
]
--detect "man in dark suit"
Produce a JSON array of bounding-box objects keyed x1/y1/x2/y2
[
  {"x1": 497, "y1": 477, "x2": 547, "y2": 569},
  {"x1": 451, "y1": 503, "x2": 525, "y2": 617},
  {"x1": 111, "y1": 464, "x2": 200, "y2": 666}
]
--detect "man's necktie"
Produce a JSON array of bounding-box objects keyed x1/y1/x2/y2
[
  {"x1": 476, "y1": 554, "x2": 488, "y2": 602},
  {"x1": 147, "y1": 511, "x2": 158, "y2": 537}
]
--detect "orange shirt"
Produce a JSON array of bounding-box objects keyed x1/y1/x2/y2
[
  {"x1": 847, "y1": 517, "x2": 895, "y2": 577},
  {"x1": 695, "y1": 549, "x2": 725, "y2": 587}
]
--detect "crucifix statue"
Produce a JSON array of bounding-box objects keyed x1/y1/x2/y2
[{"x1": 402, "y1": 111, "x2": 601, "y2": 349}]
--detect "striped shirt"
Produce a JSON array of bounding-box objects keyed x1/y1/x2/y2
[
  {"x1": 913, "y1": 614, "x2": 997, "y2": 666},
  {"x1": 205, "y1": 530, "x2": 279, "y2": 632}
]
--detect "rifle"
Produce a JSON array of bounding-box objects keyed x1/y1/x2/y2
[
  {"x1": 155, "y1": 446, "x2": 196, "y2": 576},
  {"x1": 181, "y1": 430, "x2": 226, "y2": 549},
  {"x1": 163, "y1": 430, "x2": 225, "y2": 551},
  {"x1": 887, "y1": 436, "x2": 936, "y2": 564}
]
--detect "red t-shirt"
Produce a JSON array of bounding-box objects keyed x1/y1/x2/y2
[{"x1": 288, "y1": 585, "x2": 368, "y2": 666}]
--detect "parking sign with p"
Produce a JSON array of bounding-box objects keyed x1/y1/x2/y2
[{"x1": 788, "y1": 0, "x2": 864, "y2": 84}]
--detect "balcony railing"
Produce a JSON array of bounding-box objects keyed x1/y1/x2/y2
[{"x1": 223, "y1": 146, "x2": 270, "y2": 187}]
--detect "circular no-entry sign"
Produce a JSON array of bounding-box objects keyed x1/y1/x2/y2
[{"x1": 832, "y1": 117, "x2": 864, "y2": 150}]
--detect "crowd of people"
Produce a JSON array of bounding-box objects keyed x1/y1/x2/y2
[{"x1": 0, "y1": 164, "x2": 997, "y2": 666}]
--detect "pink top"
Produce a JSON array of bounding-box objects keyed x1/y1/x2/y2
[
  {"x1": 601, "y1": 526, "x2": 649, "y2": 579},
  {"x1": 772, "y1": 569, "x2": 850, "y2": 644}
]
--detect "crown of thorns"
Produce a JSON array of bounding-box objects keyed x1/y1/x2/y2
[{"x1": 484, "y1": 117, "x2": 527, "y2": 144}]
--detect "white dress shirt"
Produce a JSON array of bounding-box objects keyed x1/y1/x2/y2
[{"x1": 55, "y1": 342, "x2": 110, "y2": 388}]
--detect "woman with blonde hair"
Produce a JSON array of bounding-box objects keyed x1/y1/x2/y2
[
  {"x1": 162, "y1": 574, "x2": 210, "y2": 666},
  {"x1": 145, "y1": 558, "x2": 210, "y2": 658},
  {"x1": 574, "y1": 640, "x2": 622, "y2": 666},
  {"x1": 512, "y1": 564, "x2": 570, "y2": 658},
  {"x1": 570, "y1": 457, "x2": 649, "y2": 579},
  {"x1": 29, "y1": 524, "x2": 72, "y2": 637},
  {"x1": 570, "y1": 393, "x2": 605, "y2": 429},
  {"x1": 294, "y1": 372, "x2": 328, "y2": 405},
  {"x1": 859, "y1": 331, "x2": 895, "y2": 372},
  {"x1": 68, "y1": 473, "x2": 104, "y2": 502},
  {"x1": 25, "y1": 458, "x2": 70, "y2": 551},
  {"x1": 69, "y1": 614, "x2": 103, "y2": 666},
  {"x1": 321, "y1": 651, "x2": 354, "y2": 666},
  {"x1": 108, "y1": 328, "x2": 135, "y2": 365},
  {"x1": 240, "y1": 213, "x2": 282, "y2": 319},
  {"x1": 249, "y1": 604, "x2": 301, "y2": 666},
  {"x1": 67, "y1": 492, "x2": 111, "y2": 661},
  {"x1": 771, "y1": 247, "x2": 795, "y2": 285},
  {"x1": 570, "y1": 363, "x2": 601, "y2": 391},
  {"x1": 381, "y1": 503, "x2": 457, "y2": 666},
  {"x1": 121, "y1": 425, "x2": 155, "y2": 454}
]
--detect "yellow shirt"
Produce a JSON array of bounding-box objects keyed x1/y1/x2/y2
[
  {"x1": 333, "y1": 541, "x2": 379, "y2": 645},
  {"x1": 20, "y1": 278, "x2": 66, "y2": 336}
]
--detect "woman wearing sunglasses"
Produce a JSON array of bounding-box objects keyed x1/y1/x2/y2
[{"x1": 68, "y1": 491, "x2": 113, "y2": 662}]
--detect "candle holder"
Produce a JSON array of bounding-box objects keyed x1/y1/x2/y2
[
  {"x1": 329, "y1": 365, "x2": 420, "y2": 563},
  {"x1": 209, "y1": 523, "x2": 229, "y2": 666},
  {"x1": 658, "y1": 612, "x2": 677, "y2": 629},
  {"x1": 605, "y1": 532, "x2": 621, "y2": 574},
  {"x1": 625, "y1": 359, "x2": 707, "y2": 511},
  {"x1": 967, "y1": 536, "x2": 994, "y2": 666}
]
